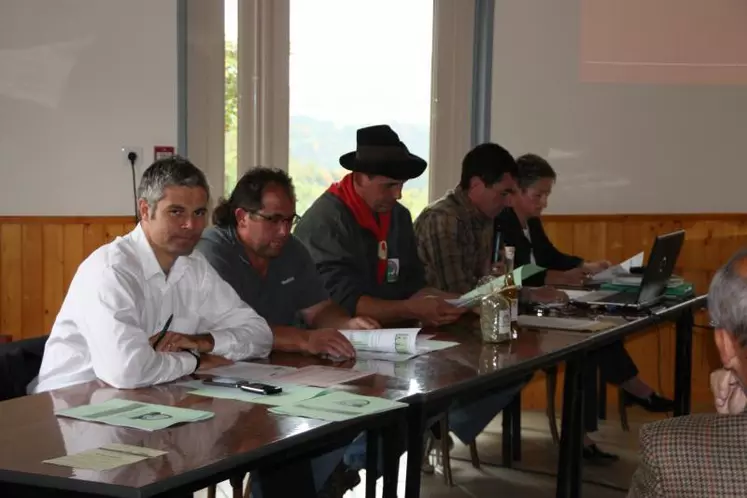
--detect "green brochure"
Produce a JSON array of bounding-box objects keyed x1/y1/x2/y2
[
  {"x1": 446, "y1": 263, "x2": 546, "y2": 307},
  {"x1": 55, "y1": 399, "x2": 214, "y2": 431},
  {"x1": 188, "y1": 384, "x2": 327, "y2": 407},
  {"x1": 269, "y1": 390, "x2": 406, "y2": 422}
]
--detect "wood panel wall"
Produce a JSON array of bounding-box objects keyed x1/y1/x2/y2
[
  {"x1": 0, "y1": 217, "x2": 135, "y2": 341},
  {"x1": 1, "y1": 214, "x2": 745, "y2": 412}
]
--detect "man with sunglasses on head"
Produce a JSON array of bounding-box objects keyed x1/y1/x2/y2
[{"x1": 197, "y1": 167, "x2": 379, "y2": 360}]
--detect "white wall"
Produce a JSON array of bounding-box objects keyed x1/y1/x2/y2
[
  {"x1": 0, "y1": 0, "x2": 178, "y2": 216},
  {"x1": 490, "y1": 0, "x2": 747, "y2": 214}
]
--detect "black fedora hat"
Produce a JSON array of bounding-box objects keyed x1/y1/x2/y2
[{"x1": 339, "y1": 125, "x2": 427, "y2": 181}]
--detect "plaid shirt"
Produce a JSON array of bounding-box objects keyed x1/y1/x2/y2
[
  {"x1": 413, "y1": 186, "x2": 493, "y2": 294},
  {"x1": 627, "y1": 412, "x2": 747, "y2": 498}
]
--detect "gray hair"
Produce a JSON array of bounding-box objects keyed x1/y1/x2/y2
[
  {"x1": 708, "y1": 247, "x2": 747, "y2": 344},
  {"x1": 137, "y1": 156, "x2": 210, "y2": 213}
]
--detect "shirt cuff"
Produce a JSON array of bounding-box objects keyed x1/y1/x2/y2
[
  {"x1": 210, "y1": 331, "x2": 231, "y2": 357},
  {"x1": 178, "y1": 351, "x2": 199, "y2": 374}
]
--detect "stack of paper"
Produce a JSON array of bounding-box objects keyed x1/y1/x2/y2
[
  {"x1": 55, "y1": 399, "x2": 213, "y2": 431},
  {"x1": 269, "y1": 390, "x2": 407, "y2": 422},
  {"x1": 446, "y1": 263, "x2": 546, "y2": 308}
]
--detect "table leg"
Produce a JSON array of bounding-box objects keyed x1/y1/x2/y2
[
  {"x1": 556, "y1": 358, "x2": 585, "y2": 498},
  {"x1": 502, "y1": 399, "x2": 513, "y2": 468},
  {"x1": 674, "y1": 309, "x2": 694, "y2": 416},
  {"x1": 511, "y1": 394, "x2": 522, "y2": 462},
  {"x1": 258, "y1": 460, "x2": 316, "y2": 498},
  {"x1": 381, "y1": 420, "x2": 401, "y2": 498},
  {"x1": 365, "y1": 428, "x2": 380, "y2": 498},
  {"x1": 404, "y1": 403, "x2": 424, "y2": 498}
]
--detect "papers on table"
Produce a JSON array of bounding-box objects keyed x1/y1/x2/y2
[
  {"x1": 563, "y1": 289, "x2": 592, "y2": 301},
  {"x1": 269, "y1": 390, "x2": 406, "y2": 422},
  {"x1": 591, "y1": 252, "x2": 643, "y2": 282},
  {"x1": 340, "y1": 328, "x2": 459, "y2": 362},
  {"x1": 337, "y1": 328, "x2": 458, "y2": 362},
  {"x1": 55, "y1": 399, "x2": 213, "y2": 431},
  {"x1": 43, "y1": 444, "x2": 166, "y2": 471},
  {"x1": 517, "y1": 315, "x2": 615, "y2": 332},
  {"x1": 339, "y1": 328, "x2": 420, "y2": 354},
  {"x1": 446, "y1": 264, "x2": 546, "y2": 308},
  {"x1": 188, "y1": 383, "x2": 327, "y2": 406},
  {"x1": 203, "y1": 362, "x2": 297, "y2": 382},
  {"x1": 269, "y1": 365, "x2": 375, "y2": 388}
]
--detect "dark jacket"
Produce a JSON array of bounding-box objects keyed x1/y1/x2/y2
[
  {"x1": 294, "y1": 192, "x2": 425, "y2": 316},
  {"x1": 494, "y1": 208, "x2": 583, "y2": 286}
]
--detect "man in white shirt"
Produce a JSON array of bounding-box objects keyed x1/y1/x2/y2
[{"x1": 29, "y1": 157, "x2": 273, "y2": 393}]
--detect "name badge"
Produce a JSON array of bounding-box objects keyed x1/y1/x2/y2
[{"x1": 386, "y1": 258, "x2": 400, "y2": 283}]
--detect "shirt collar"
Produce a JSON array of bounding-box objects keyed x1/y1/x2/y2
[
  {"x1": 453, "y1": 185, "x2": 491, "y2": 223},
  {"x1": 131, "y1": 223, "x2": 189, "y2": 283}
]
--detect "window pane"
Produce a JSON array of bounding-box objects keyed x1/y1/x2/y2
[
  {"x1": 224, "y1": 0, "x2": 238, "y2": 195},
  {"x1": 289, "y1": 0, "x2": 433, "y2": 216}
]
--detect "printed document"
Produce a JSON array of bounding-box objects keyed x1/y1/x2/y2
[
  {"x1": 269, "y1": 391, "x2": 406, "y2": 422},
  {"x1": 43, "y1": 444, "x2": 166, "y2": 471},
  {"x1": 55, "y1": 399, "x2": 213, "y2": 431}
]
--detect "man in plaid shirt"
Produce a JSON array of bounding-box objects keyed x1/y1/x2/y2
[{"x1": 414, "y1": 143, "x2": 516, "y2": 294}]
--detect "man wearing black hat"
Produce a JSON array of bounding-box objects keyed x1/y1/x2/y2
[
  {"x1": 295, "y1": 124, "x2": 466, "y2": 327},
  {"x1": 294, "y1": 125, "x2": 524, "y2": 485}
]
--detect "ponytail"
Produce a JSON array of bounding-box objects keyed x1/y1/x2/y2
[{"x1": 212, "y1": 197, "x2": 235, "y2": 227}]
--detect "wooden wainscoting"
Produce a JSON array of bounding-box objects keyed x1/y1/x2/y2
[
  {"x1": 0, "y1": 217, "x2": 135, "y2": 341},
  {"x1": 0, "y1": 214, "x2": 745, "y2": 412}
]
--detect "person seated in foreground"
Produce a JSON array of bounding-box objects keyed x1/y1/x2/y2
[
  {"x1": 497, "y1": 153, "x2": 674, "y2": 462},
  {"x1": 628, "y1": 248, "x2": 747, "y2": 497},
  {"x1": 29, "y1": 157, "x2": 273, "y2": 394},
  {"x1": 294, "y1": 124, "x2": 524, "y2": 479},
  {"x1": 197, "y1": 167, "x2": 383, "y2": 497}
]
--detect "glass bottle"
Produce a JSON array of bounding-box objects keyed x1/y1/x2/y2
[
  {"x1": 502, "y1": 246, "x2": 519, "y2": 339},
  {"x1": 480, "y1": 288, "x2": 512, "y2": 343}
]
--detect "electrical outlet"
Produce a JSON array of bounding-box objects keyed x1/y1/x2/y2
[{"x1": 121, "y1": 146, "x2": 144, "y2": 169}]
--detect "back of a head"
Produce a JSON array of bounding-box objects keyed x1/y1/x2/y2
[
  {"x1": 515, "y1": 153, "x2": 556, "y2": 191},
  {"x1": 138, "y1": 156, "x2": 210, "y2": 211},
  {"x1": 460, "y1": 142, "x2": 518, "y2": 190},
  {"x1": 709, "y1": 247, "x2": 747, "y2": 344},
  {"x1": 213, "y1": 167, "x2": 295, "y2": 227}
]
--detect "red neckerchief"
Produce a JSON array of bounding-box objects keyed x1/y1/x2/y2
[{"x1": 328, "y1": 174, "x2": 392, "y2": 283}]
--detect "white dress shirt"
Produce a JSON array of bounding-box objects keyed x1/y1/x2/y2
[{"x1": 30, "y1": 224, "x2": 273, "y2": 393}]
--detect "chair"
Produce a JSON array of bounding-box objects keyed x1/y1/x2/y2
[{"x1": 0, "y1": 335, "x2": 48, "y2": 402}]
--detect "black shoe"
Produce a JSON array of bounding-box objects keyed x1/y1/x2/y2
[
  {"x1": 582, "y1": 444, "x2": 619, "y2": 465},
  {"x1": 317, "y1": 462, "x2": 361, "y2": 498},
  {"x1": 624, "y1": 392, "x2": 675, "y2": 412}
]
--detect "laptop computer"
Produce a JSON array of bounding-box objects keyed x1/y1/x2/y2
[{"x1": 572, "y1": 229, "x2": 685, "y2": 309}]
